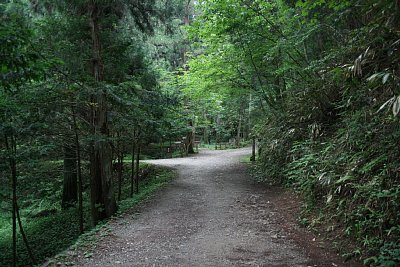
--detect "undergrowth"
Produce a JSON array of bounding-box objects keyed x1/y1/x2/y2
[
  {"x1": 255, "y1": 111, "x2": 400, "y2": 266},
  {"x1": 0, "y1": 161, "x2": 175, "y2": 267}
]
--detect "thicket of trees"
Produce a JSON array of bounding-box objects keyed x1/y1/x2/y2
[
  {"x1": 0, "y1": 0, "x2": 196, "y2": 266},
  {"x1": 2, "y1": 0, "x2": 400, "y2": 266},
  {"x1": 182, "y1": 0, "x2": 400, "y2": 265}
]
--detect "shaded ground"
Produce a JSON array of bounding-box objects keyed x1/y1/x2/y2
[{"x1": 56, "y1": 148, "x2": 356, "y2": 267}]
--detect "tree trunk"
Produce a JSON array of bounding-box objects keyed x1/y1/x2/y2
[
  {"x1": 202, "y1": 110, "x2": 209, "y2": 144},
  {"x1": 5, "y1": 132, "x2": 36, "y2": 266},
  {"x1": 16, "y1": 202, "x2": 36, "y2": 265},
  {"x1": 117, "y1": 140, "x2": 124, "y2": 202},
  {"x1": 5, "y1": 133, "x2": 17, "y2": 267},
  {"x1": 236, "y1": 114, "x2": 242, "y2": 147},
  {"x1": 185, "y1": 120, "x2": 195, "y2": 154},
  {"x1": 251, "y1": 135, "x2": 256, "y2": 162},
  {"x1": 90, "y1": 94, "x2": 117, "y2": 224},
  {"x1": 62, "y1": 144, "x2": 77, "y2": 209},
  {"x1": 72, "y1": 107, "x2": 84, "y2": 233},
  {"x1": 116, "y1": 132, "x2": 120, "y2": 201},
  {"x1": 130, "y1": 138, "x2": 136, "y2": 197},
  {"x1": 89, "y1": 2, "x2": 117, "y2": 225},
  {"x1": 215, "y1": 116, "x2": 220, "y2": 149},
  {"x1": 135, "y1": 143, "x2": 141, "y2": 194},
  {"x1": 247, "y1": 93, "x2": 252, "y2": 140}
]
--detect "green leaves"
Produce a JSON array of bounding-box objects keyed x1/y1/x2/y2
[
  {"x1": 376, "y1": 95, "x2": 400, "y2": 117},
  {"x1": 392, "y1": 96, "x2": 400, "y2": 117},
  {"x1": 0, "y1": 11, "x2": 41, "y2": 90}
]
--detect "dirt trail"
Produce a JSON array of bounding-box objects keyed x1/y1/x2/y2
[{"x1": 63, "y1": 148, "x2": 351, "y2": 267}]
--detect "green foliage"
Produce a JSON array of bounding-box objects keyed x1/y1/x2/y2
[
  {"x1": 0, "y1": 159, "x2": 91, "y2": 266},
  {"x1": 2, "y1": 0, "x2": 400, "y2": 265},
  {"x1": 0, "y1": 161, "x2": 175, "y2": 266},
  {"x1": 0, "y1": 3, "x2": 41, "y2": 89},
  {"x1": 1, "y1": 0, "x2": 188, "y2": 266},
  {"x1": 186, "y1": 0, "x2": 400, "y2": 265}
]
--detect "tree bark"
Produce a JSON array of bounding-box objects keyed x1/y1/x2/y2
[
  {"x1": 130, "y1": 139, "x2": 136, "y2": 197},
  {"x1": 90, "y1": 94, "x2": 117, "y2": 224},
  {"x1": 72, "y1": 107, "x2": 84, "y2": 233},
  {"x1": 117, "y1": 133, "x2": 124, "y2": 201},
  {"x1": 236, "y1": 114, "x2": 242, "y2": 147},
  {"x1": 16, "y1": 201, "x2": 36, "y2": 265},
  {"x1": 5, "y1": 132, "x2": 36, "y2": 266},
  {"x1": 202, "y1": 110, "x2": 209, "y2": 144},
  {"x1": 135, "y1": 142, "x2": 141, "y2": 194},
  {"x1": 185, "y1": 120, "x2": 195, "y2": 154},
  {"x1": 251, "y1": 135, "x2": 256, "y2": 162},
  {"x1": 215, "y1": 116, "x2": 220, "y2": 149},
  {"x1": 247, "y1": 93, "x2": 252, "y2": 140},
  {"x1": 88, "y1": 2, "x2": 117, "y2": 225},
  {"x1": 5, "y1": 133, "x2": 17, "y2": 267}
]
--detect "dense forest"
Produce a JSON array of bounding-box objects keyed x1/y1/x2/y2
[{"x1": 1, "y1": 0, "x2": 400, "y2": 266}]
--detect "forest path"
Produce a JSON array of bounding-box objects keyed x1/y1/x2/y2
[{"x1": 65, "y1": 147, "x2": 349, "y2": 267}]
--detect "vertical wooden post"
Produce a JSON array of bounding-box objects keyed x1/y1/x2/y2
[{"x1": 251, "y1": 135, "x2": 256, "y2": 162}]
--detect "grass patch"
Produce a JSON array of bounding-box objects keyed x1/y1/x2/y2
[
  {"x1": 240, "y1": 154, "x2": 255, "y2": 163},
  {"x1": 199, "y1": 143, "x2": 216, "y2": 150},
  {"x1": 118, "y1": 168, "x2": 175, "y2": 214}
]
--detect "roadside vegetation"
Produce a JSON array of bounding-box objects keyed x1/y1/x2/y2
[
  {"x1": 182, "y1": 1, "x2": 400, "y2": 266},
  {"x1": 0, "y1": 162, "x2": 174, "y2": 267}
]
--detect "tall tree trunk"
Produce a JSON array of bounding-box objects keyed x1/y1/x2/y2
[
  {"x1": 130, "y1": 129, "x2": 136, "y2": 197},
  {"x1": 202, "y1": 110, "x2": 209, "y2": 144},
  {"x1": 72, "y1": 107, "x2": 84, "y2": 233},
  {"x1": 247, "y1": 93, "x2": 252, "y2": 139},
  {"x1": 215, "y1": 116, "x2": 220, "y2": 149},
  {"x1": 236, "y1": 114, "x2": 242, "y2": 147},
  {"x1": 5, "y1": 133, "x2": 17, "y2": 267},
  {"x1": 62, "y1": 143, "x2": 77, "y2": 209},
  {"x1": 185, "y1": 120, "x2": 195, "y2": 154},
  {"x1": 5, "y1": 132, "x2": 35, "y2": 266},
  {"x1": 88, "y1": 2, "x2": 117, "y2": 225},
  {"x1": 117, "y1": 133, "x2": 124, "y2": 202},
  {"x1": 16, "y1": 202, "x2": 36, "y2": 265},
  {"x1": 135, "y1": 143, "x2": 141, "y2": 194},
  {"x1": 251, "y1": 135, "x2": 256, "y2": 162}
]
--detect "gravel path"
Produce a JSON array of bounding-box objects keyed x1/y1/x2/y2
[{"x1": 64, "y1": 147, "x2": 350, "y2": 267}]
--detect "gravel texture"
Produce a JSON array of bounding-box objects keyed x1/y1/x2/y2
[{"x1": 59, "y1": 147, "x2": 354, "y2": 267}]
